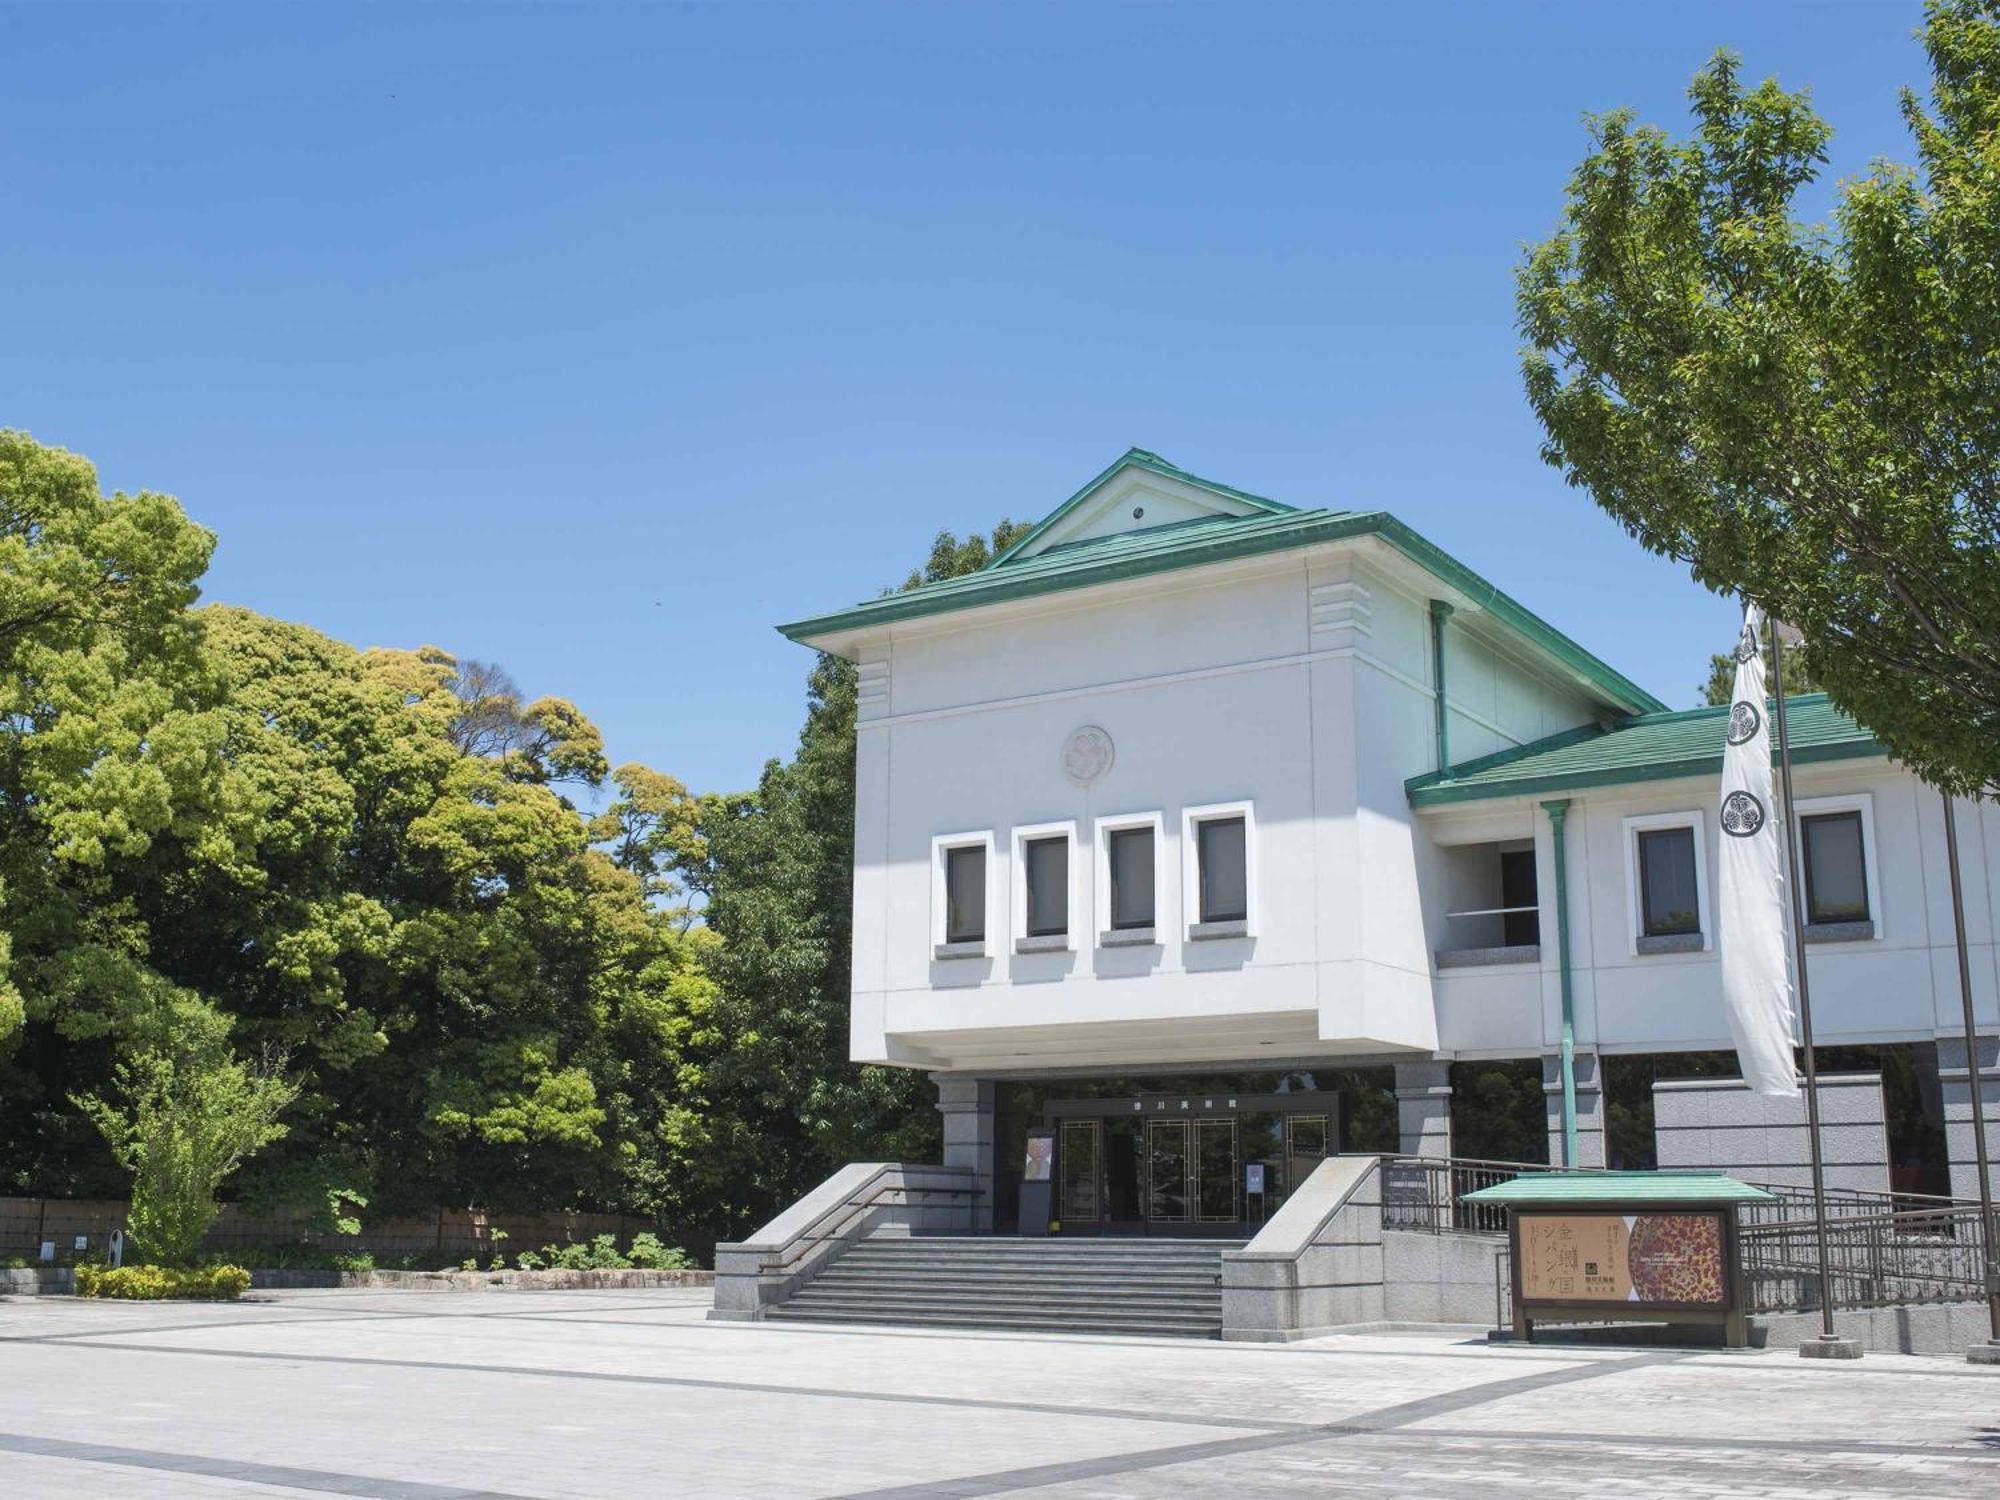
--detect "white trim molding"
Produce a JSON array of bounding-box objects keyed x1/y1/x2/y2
[
  {"x1": 1621, "y1": 809, "x2": 1711, "y2": 956},
  {"x1": 1010, "y1": 819, "x2": 1081, "y2": 953},
  {"x1": 1181, "y1": 800, "x2": 1257, "y2": 940},
  {"x1": 930, "y1": 829, "x2": 996, "y2": 958},
  {"x1": 1093, "y1": 810, "x2": 1168, "y2": 947},
  {"x1": 1793, "y1": 791, "x2": 1882, "y2": 940}
]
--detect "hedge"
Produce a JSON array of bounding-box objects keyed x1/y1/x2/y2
[{"x1": 74, "y1": 1263, "x2": 253, "y2": 1300}]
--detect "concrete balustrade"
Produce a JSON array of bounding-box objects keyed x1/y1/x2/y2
[{"x1": 709, "y1": 1162, "x2": 981, "y2": 1321}]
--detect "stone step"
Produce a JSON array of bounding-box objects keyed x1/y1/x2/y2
[
  {"x1": 767, "y1": 1301, "x2": 1222, "y2": 1337},
  {"x1": 847, "y1": 1243, "x2": 1234, "y2": 1257},
  {"x1": 764, "y1": 1234, "x2": 1232, "y2": 1339},
  {"x1": 831, "y1": 1254, "x2": 1223, "y2": 1275},
  {"x1": 812, "y1": 1272, "x2": 1216, "y2": 1296},
  {"x1": 796, "y1": 1288, "x2": 1216, "y2": 1312},
  {"x1": 860, "y1": 1236, "x2": 1244, "y2": 1250}
]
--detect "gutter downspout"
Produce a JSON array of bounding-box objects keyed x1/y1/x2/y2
[
  {"x1": 1541, "y1": 797, "x2": 1579, "y2": 1168},
  {"x1": 1429, "y1": 600, "x2": 1454, "y2": 773}
]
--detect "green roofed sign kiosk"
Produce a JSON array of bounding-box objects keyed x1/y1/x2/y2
[{"x1": 1463, "y1": 1172, "x2": 1777, "y2": 1347}]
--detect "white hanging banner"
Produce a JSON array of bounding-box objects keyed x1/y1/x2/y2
[{"x1": 1716, "y1": 603, "x2": 1800, "y2": 1097}]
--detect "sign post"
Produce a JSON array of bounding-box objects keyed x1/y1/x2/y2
[{"x1": 1018, "y1": 1129, "x2": 1055, "y2": 1238}]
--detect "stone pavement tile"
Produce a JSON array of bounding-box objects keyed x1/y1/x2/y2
[
  {"x1": 5, "y1": 1292, "x2": 1998, "y2": 1500},
  {"x1": 0, "y1": 1449, "x2": 328, "y2": 1498},
  {"x1": 1016, "y1": 1432, "x2": 2000, "y2": 1500}
]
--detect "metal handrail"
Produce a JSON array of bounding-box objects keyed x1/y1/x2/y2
[
  {"x1": 1378, "y1": 1152, "x2": 1975, "y2": 1239},
  {"x1": 1740, "y1": 1202, "x2": 1991, "y2": 1313}
]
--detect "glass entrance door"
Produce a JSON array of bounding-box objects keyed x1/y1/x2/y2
[
  {"x1": 1059, "y1": 1119, "x2": 1102, "y2": 1225},
  {"x1": 1038, "y1": 1089, "x2": 1341, "y2": 1235},
  {"x1": 1146, "y1": 1120, "x2": 1191, "y2": 1223},
  {"x1": 1194, "y1": 1118, "x2": 1239, "y2": 1223}
]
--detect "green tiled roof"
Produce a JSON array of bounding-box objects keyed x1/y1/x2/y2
[
  {"x1": 778, "y1": 450, "x2": 1667, "y2": 715},
  {"x1": 1406, "y1": 694, "x2": 1884, "y2": 808},
  {"x1": 1461, "y1": 1171, "x2": 1777, "y2": 1205},
  {"x1": 985, "y1": 447, "x2": 1300, "y2": 568}
]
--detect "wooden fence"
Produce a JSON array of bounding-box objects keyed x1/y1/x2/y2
[{"x1": 0, "y1": 1197, "x2": 668, "y2": 1263}]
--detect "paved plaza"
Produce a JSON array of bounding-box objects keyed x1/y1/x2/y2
[{"x1": 1, "y1": 1288, "x2": 1997, "y2": 1498}]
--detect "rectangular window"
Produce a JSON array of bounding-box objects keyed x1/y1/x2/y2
[
  {"x1": 1637, "y1": 826, "x2": 1700, "y2": 938},
  {"x1": 1802, "y1": 810, "x2": 1868, "y2": 924},
  {"x1": 1023, "y1": 835, "x2": 1068, "y2": 938},
  {"x1": 1107, "y1": 827, "x2": 1155, "y2": 929},
  {"x1": 1196, "y1": 816, "x2": 1248, "y2": 923},
  {"x1": 944, "y1": 844, "x2": 985, "y2": 944},
  {"x1": 1499, "y1": 849, "x2": 1540, "y2": 947}
]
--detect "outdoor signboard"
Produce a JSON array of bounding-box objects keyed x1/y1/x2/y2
[
  {"x1": 1461, "y1": 1172, "x2": 1771, "y2": 1347},
  {"x1": 1516, "y1": 1211, "x2": 1728, "y2": 1308}
]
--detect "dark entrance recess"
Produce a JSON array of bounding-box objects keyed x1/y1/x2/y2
[
  {"x1": 1045, "y1": 1091, "x2": 1338, "y2": 1236},
  {"x1": 994, "y1": 1070, "x2": 1398, "y2": 1233}
]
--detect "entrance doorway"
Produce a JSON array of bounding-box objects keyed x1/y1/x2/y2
[{"x1": 1047, "y1": 1092, "x2": 1339, "y2": 1235}]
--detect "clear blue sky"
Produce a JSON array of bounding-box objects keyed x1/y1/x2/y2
[{"x1": 3, "y1": 2, "x2": 1930, "y2": 795}]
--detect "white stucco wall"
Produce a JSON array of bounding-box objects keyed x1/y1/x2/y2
[
  {"x1": 838, "y1": 533, "x2": 1613, "y2": 1074},
  {"x1": 822, "y1": 501, "x2": 2000, "y2": 1080},
  {"x1": 1425, "y1": 762, "x2": 2000, "y2": 1062}
]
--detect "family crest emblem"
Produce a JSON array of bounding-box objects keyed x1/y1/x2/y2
[
  {"x1": 1061, "y1": 726, "x2": 1114, "y2": 786},
  {"x1": 1720, "y1": 790, "x2": 1766, "y2": 838},
  {"x1": 1726, "y1": 700, "x2": 1761, "y2": 746}
]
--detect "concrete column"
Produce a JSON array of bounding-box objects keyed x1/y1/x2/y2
[
  {"x1": 1543, "y1": 1051, "x2": 1605, "y2": 1168},
  {"x1": 1394, "y1": 1059, "x2": 1452, "y2": 1160},
  {"x1": 1939, "y1": 1035, "x2": 2000, "y2": 1205},
  {"x1": 934, "y1": 1075, "x2": 996, "y2": 1229}
]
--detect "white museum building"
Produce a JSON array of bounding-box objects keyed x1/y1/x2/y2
[{"x1": 772, "y1": 449, "x2": 2000, "y2": 1239}]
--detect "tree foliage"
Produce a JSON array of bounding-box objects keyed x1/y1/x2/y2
[
  {"x1": 1699, "y1": 640, "x2": 1819, "y2": 707},
  {"x1": 1, "y1": 430, "x2": 1020, "y2": 1245},
  {"x1": 1520, "y1": 0, "x2": 2000, "y2": 792},
  {"x1": 73, "y1": 994, "x2": 297, "y2": 1266},
  {"x1": 0, "y1": 432, "x2": 723, "y2": 1229}
]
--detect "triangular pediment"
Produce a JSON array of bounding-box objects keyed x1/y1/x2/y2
[{"x1": 992, "y1": 449, "x2": 1295, "y2": 567}]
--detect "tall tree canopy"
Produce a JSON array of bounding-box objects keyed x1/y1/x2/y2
[
  {"x1": 1520, "y1": 0, "x2": 2000, "y2": 793},
  {"x1": 1, "y1": 430, "x2": 1024, "y2": 1245},
  {"x1": 0, "y1": 432, "x2": 720, "y2": 1226}
]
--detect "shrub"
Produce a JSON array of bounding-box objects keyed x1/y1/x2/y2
[
  {"x1": 625, "y1": 1233, "x2": 693, "y2": 1271},
  {"x1": 539, "y1": 1233, "x2": 629, "y2": 1271},
  {"x1": 514, "y1": 1250, "x2": 543, "y2": 1271},
  {"x1": 76, "y1": 1263, "x2": 252, "y2": 1300}
]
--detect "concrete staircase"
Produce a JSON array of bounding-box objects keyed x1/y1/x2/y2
[{"x1": 764, "y1": 1235, "x2": 1238, "y2": 1338}]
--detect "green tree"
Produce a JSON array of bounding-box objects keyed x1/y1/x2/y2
[
  {"x1": 689, "y1": 521, "x2": 1025, "y2": 1234},
  {"x1": 1699, "y1": 642, "x2": 1820, "y2": 707},
  {"x1": 0, "y1": 432, "x2": 724, "y2": 1231},
  {"x1": 73, "y1": 992, "x2": 297, "y2": 1266},
  {"x1": 1520, "y1": 1, "x2": 2000, "y2": 793}
]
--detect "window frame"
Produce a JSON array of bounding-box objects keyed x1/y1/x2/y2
[
  {"x1": 1093, "y1": 810, "x2": 1167, "y2": 946},
  {"x1": 1181, "y1": 800, "x2": 1257, "y2": 939},
  {"x1": 1010, "y1": 820, "x2": 1079, "y2": 952},
  {"x1": 1793, "y1": 792, "x2": 1881, "y2": 939},
  {"x1": 1621, "y1": 810, "x2": 1710, "y2": 955},
  {"x1": 931, "y1": 829, "x2": 995, "y2": 958}
]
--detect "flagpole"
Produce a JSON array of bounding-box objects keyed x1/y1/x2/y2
[
  {"x1": 1768, "y1": 625, "x2": 1857, "y2": 1358},
  {"x1": 1939, "y1": 789, "x2": 2000, "y2": 1363}
]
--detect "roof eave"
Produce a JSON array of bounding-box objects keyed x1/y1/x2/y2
[
  {"x1": 779, "y1": 510, "x2": 1666, "y2": 715},
  {"x1": 1407, "y1": 735, "x2": 1889, "y2": 809}
]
